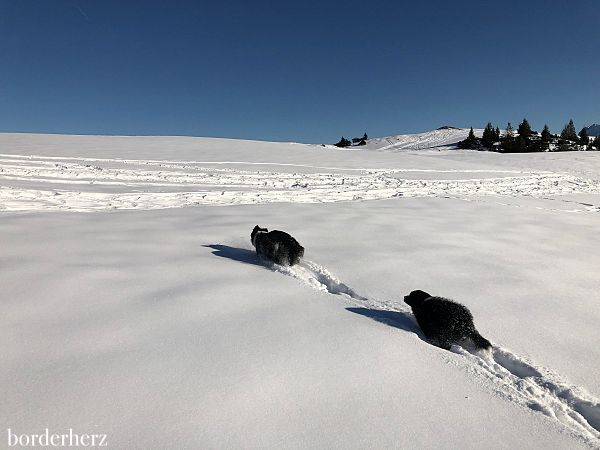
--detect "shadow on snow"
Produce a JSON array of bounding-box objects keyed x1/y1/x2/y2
[
  {"x1": 346, "y1": 307, "x2": 422, "y2": 336},
  {"x1": 205, "y1": 244, "x2": 424, "y2": 339},
  {"x1": 203, "y1": 244, "x2": 265, "y2": 267}
]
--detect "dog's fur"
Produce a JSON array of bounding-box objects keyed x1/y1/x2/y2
[
  {"x1": 404, "y1": 290, "x2": 492, "y2": 350},
  {"x1": 251, "y1": 225, "x2": 304, "y2": 266}
]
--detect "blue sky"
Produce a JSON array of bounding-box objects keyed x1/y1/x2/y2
[{"x1": 1, "y1": 0, "x2": 598, "y2": 143}]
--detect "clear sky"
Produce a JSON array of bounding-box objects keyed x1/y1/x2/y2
[{"x1": 1, "y1": 0, "x2": 598, "y2": 143}]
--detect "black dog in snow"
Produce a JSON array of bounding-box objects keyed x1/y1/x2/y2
[
  {"x1": 404, "y1": 290, "x2": 492, "y2": 350},
  {"x1": 251, "y1": 225, "x2": 304, "y2": 266}
]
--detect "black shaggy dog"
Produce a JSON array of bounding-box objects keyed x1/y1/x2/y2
[
  {"x1": 251, "y1": 225, "x2": 304, "y2": 266},
  {"x1": 404, "y1": 290, "x2": 492, "y2": 350}
]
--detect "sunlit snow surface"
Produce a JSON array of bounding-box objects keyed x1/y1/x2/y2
[
  {"x1": 1, "y1": 129, "x2": 600, "y2": 213},
  {"x1": 1, "y1": 131, "x2": 599, "y2": 449}
]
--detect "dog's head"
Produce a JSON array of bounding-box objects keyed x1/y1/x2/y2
[
  {"x1": 404, "y1": 289, "x2": 431, "y2": 307},
  {"x1": 251, "y1": 225, "x2": 268, "y2": 247}
]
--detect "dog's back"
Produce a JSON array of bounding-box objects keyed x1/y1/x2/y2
[
  {"x1": 251, "y1": 225, "x2": 304, "y2": 266},
  {"x1": 404, "y1": 290, "x2": 491, "y2": 350}
]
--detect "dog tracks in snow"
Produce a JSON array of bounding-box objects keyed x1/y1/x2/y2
[
  {"x1": 276, "y1": 259, "x2": 600, "y2": 448},
  {"x1": 277, "y1": 261, "x2": 368, "y2": 302},
  {"x1": 455, "y1": 346, "x2": 600, "y2": 446}
]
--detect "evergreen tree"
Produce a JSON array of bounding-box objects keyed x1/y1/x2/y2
[
  {"x1": 468, "y1": 127, "x2": 476, "y2": 141},
  {"x1": 481, "y1": 122, "x2": 495, "y2": 149},
  {"x1": 540, "y1": 124, "x2": 552, "y2": 151},
  {"x1": 495, "y1": 127, "x2": 501, "y2": 141},
  {"x1": 334, "y1": 136, "x2": 351, "y2": 148},
  {"x1": 541, "y1": 124, "x2": 552, "y2": 142},
  {"x1": 518, "y1": 118, "x2": 532, "y2": 138},
  {"x1": 593, "y1": 135, "x2": 600, "y2": 150},
  {"x1": 579, "y1": 127, "x2": 590, "y2": 146},
  {"x1": 458, "y1": 127, "x2": 479, "y2": 149},
  {"x1": 514, "y1": 136, "x2": 528, "y2": 152},
  {"x1": 362, "y1": 132, "x2": 368, "y2": 140},
  {"x1": 560, "y1": 119, "x2": 578, "y2": 142},
  {"x1": 499, "y1": 123, "x2": 515, "y2": 152}
]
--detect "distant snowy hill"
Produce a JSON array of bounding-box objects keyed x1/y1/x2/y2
[
  {"x1": 362, "y1": 127, "x2": 482, "y2": 151},
  {"x1": 584, "y1": 124, "x2": 600, "y2": 137}
]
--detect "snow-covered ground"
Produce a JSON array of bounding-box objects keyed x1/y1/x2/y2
[{"x1": 1, "y1": 131, "x2": 599, "y2": 449}]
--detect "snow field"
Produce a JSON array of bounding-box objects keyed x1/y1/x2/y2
[{"x1": 2, "y1": 132, "x2": 600, "y2": 448}]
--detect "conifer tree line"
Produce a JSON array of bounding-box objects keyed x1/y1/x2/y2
[{"x1": 458, "y1": 119, "x2": 600, "y2": 152}]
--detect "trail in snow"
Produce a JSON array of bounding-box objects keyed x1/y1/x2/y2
[
  {"x1": 277, "y1": 261, "x2": 369, "y2": 302},
  {"x1": 2, "y1": 154, "x2": 600, "y2": 212},
  {"x1": 274, "y1": 260, "x2": 600, "y2": 448}
]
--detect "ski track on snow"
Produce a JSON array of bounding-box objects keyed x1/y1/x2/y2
[
  {"x1": 2, "y1": 154, "x2": 600, "y2": 213},
  {"x1": 273, "y1": 260, "x2": 600, "y2": 448}
]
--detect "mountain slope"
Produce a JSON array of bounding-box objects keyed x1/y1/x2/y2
[{"x1": 584, "y1": 124, "x2": 600, "y2": 137}]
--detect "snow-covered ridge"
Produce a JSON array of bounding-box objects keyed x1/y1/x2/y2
[{"x1": 363, "y1": 127, "x2": 481, "y2": 151}]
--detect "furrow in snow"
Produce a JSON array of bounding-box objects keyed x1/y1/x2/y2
[{"x1": 277, "y1": 260, "x2": 600, "y2": 448}]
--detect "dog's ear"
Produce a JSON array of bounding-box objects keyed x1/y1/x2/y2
[
  {"x1": 251, "y1": 225, "x2": 260, "y2": 245},
  {"x1": 405, "y1": 290, "x2": 431, "y2": 306}
]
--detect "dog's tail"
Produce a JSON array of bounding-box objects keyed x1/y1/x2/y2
[{"x1": 470, "y1": 330, "x2": 492, "y2": 350}]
